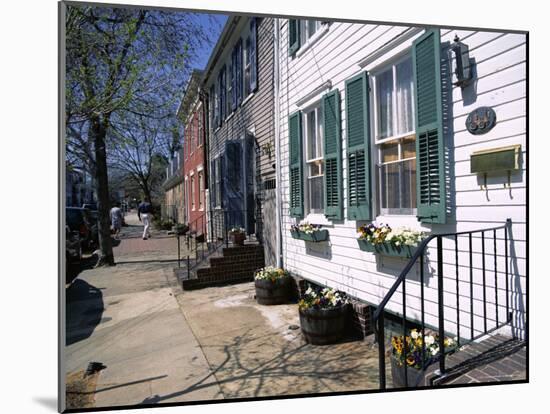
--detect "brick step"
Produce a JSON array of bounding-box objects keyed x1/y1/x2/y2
[
  {"x1": 209, "y1": 254, "x2": 264, "y2": 268},
  {"x1": 196, "y1": 261, "x2": 262, "y2": 277},
  {"x1": 222, "y1": 245, "x2": 263, "y2": 256}
]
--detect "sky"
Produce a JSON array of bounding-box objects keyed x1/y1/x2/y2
[{"x1": 192, "y1": 12, "x2": 228, "y2": 70}]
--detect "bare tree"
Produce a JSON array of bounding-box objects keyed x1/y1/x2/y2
[
  {"x1": 64, "y1": 4, "x2": 219, "y2": 265},
  {"x1": 108, "y1": 113, "x2": 174, "y2": 204}
]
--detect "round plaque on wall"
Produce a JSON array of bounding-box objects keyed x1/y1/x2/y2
[{"x1": 465, "y1": 106, "x2": 497, "y2": 135}]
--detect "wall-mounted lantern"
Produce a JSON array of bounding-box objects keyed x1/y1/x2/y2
[{"x1": 451, "y1": 35, "x2": 473, "y2": 88}]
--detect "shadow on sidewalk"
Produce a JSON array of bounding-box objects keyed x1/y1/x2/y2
[
  {"x1": 66, "y1": 279, "x2": 104, "y2": 346},
  {"x1": 140, "y1": 328, "x2": 377, "y2": 403}
]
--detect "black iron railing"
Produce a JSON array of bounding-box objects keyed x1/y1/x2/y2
[
  {"x1": 176, "y1": 209, "x2": 258, "y2": 279},
  {"x1": 373, "y1": 219, "x2": 512, "y2": 389}
]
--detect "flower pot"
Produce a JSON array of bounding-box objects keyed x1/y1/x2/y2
[
  {"x1": 357, "y1": 239, "x2": 416, "y2": 258},
  {"x1": 390, "y1": 357, "x2": 427, "y2": 388},
  {"x1": 291, "y1": 229, "x2": 329, "y2": 242},
  {"x1": 255, "y1": 276, "x2": 292, "y2": 305},
  {"x1": 231, "y1": 232, "x2": 246, "y2": 246},
  {"x1": 174, "y1": 224, "x2": 189, "y2": 236},
  {"x1": 299, "y1": 304, "x2": 347, "y2": 345}
]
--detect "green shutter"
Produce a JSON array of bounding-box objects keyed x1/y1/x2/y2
[
  {"x1": 413, "y1": 29, "x2": 446, "y2": 224},
  {"x1": 345, "y1": 72, "x2": 371, "y2": 221},
  {"x1": 288, "y1": 19, "x2": 300, "y2": 55},
  {"x1": 323, "y1": 89, "x2": 343, "y2": 220},
  {"x1": 289, "y1": 111, "x2": 303, "y2": 218}
]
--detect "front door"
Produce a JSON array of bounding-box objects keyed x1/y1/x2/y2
[{"x1": 223, "y1": 138, "x2": 256, "y2": 235}]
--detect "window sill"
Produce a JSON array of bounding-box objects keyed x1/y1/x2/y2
[
  {"x1": 225, "y1": 112, "x2": 235, "y2": 122},
  {"x1": 374, "y1": 214, "x2": 429, "y2": 232},
  {"x1": 241, "y1": 92, "x2": 255, "y2": 107},
  {"x1": 295, "y1": 24, "x2": 330, "y2": 58},
  {"x1": 302, "y1": 213, "x2": 332, "y2": 227}
]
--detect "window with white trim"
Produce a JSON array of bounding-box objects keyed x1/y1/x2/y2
[
  {"x1": 227, "y1": 64, "x2": 233, "y2": 116},
  {"x1": 190, "y1": 174, "x2": 196, "y2": 211},
  {"x1": 300, "y1": 20, "x2": 322, "y2": 45},
  {"x1": 244, "y1": 37, "x2": 251, "y2": 96},
  {"x1": 303, "y1": 103, "x2": 324, "y2": 215},
  {"x1": 372, "y1": 53, "x2": 417, "y2": 215}
]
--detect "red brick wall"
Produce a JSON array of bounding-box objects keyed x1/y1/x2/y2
[{"x1": 183, "y1": 104, "x2": 206, "y2": 231}]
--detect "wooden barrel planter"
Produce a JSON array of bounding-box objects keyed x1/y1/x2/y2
[
  {"x1": 299, "y1": 305, "x2": 348, "y2": 345},
  {"x1": 255, "y1": 277, "x2": 292, "y2": 305}
]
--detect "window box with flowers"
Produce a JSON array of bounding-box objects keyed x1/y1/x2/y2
[
  {"x1": 298, "y1": 286, "x2": 349, "y2": 345},
  {"x1": 229, "y1": 226, "x2": 246, "y2": 246},
  {"x1": 290, "y1": 222, "x2": 329, "y2": 242},
  {"x1": 391, "y1": 329, "x2": 457, "y2": 388},
  {"x1": 254, "y1": 267, "x2": 292, "y2": 305},
  {"x1": 357, "y1": 223, "x2": 426, "y2": 258}
]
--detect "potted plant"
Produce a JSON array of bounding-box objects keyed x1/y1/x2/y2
[
  {"x1": 391, "y1": 329, "x2": 457, "y2": 388},
  {"x1": 290, "y1": 222, "x2": 329, "y2": 242},
  {"x1": 254, "y1": 267, "x2": 292, "y2": 305},
  {"x1": 229, "y1": 226, "x2": 246, "y2": 246},
  {"x1": 298, "y1": 285, "x2": 349, "y2": 345},
  {"x1": 357, "y1": 223, "x2": 426, "y2": 258},
  {"x1": 174, "y1": 223, "x2": 189, "y2": 236}
]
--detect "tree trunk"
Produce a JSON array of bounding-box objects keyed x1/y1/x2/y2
[
  {"x1": 91, "y1": 116, "x2": 115, "y2": 266},
  {"x1": 142, "y1": 181, "x2": 152, "y2": 204}
]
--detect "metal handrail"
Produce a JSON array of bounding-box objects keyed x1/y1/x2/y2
[
  {"x1": 373, "y1": 219, "x2": 512, "y2": 389},
  {"x1": 372, "y1": 221, "x2": 509, "y2": 323}
]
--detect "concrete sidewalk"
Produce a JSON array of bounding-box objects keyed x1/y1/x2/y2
[{"x1": 65, "y1": 229, "x2": 222, "y2": 408}]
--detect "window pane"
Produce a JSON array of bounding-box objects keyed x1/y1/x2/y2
[
  {"x1": 396, "y1": 57, "x2": 414, "y2": 135},
  {"x1": 307, "y1": 110, "x2": 317, "y2": 160},
  {"x1": 309, "y1": 176, "x2": 324, "y2": 212},
  {"x1": 309, "y1": 161, "x2": 323, "y2": 177},
  {"x1": 379, "y1": 162, "x2": 399, "y2": 209},
  {"x1": 376, "y1": 69, "x2": 394, "y2": 139},
  {"x1": 308, "y1": 20, "x2": 318, "y2": 38},
  {"x1": 401, "y1": 158, "x2": 417, "y2": 210},
  {"x1": 402, "y1": 135, "x2": 416, "y2": 159},
  {"x1": 381, "y1": 141, "x2": 399, "y2": 163},
  {"x1": 316, "y1": 107, "x2": 323, "y2": 159}
]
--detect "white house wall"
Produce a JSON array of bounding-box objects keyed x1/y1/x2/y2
[{"x1": 279, "y1": 20, "x2": 527, "y2": 340}]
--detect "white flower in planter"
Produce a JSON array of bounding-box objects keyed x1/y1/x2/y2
[{"x1": 425, "y1": 335, "x2": 435, "y2": 346}]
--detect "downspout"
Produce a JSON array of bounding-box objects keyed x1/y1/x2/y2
[{"x1": 274, "y1": 18, "x2": 283, "y2": 268}]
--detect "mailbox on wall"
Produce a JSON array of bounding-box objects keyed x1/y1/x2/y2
[{"x1": 470, "y1": 144, "x2": 521, "y2": 188}]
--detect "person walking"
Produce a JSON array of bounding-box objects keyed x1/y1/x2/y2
[
  {"x1": 110, "y1": 202, "x2": 124, "y2": 239},
  {"x1": 137, "y1": 200, "x2": 153, "y2": 240}
]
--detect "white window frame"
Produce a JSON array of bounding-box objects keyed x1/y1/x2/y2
[
  {"x1": 369, "y1": 49, "x2": 420, "y2": 225},
  {"x1": 296, "y1": 21, "x2": 330, "y2": 58},
  {"x1": 184, "y1": 175, "x2": 189, "y2": 222},
  {"x1": 302, "y1": 100, "x2": 326, "y2": 221},
  {"x1": 244, "y1": 36, "x2": 252, "y2": 98},
  {"x1": 190, "y1": 171, "x2": 196, "y2": 211}
]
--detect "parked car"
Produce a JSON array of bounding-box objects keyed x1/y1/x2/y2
[
  {"x1": 66, "y1": 207, "x2": 93, "y2": 249},
  {"x1": 82, "y1": 203, "x2": 97, "y2": 211},
  {"x1": 66, "y1": 225, "x2": 82, "y2": 265},
  {"x1": 88, "y1": 209, "x2": 99, "y2": 246}
]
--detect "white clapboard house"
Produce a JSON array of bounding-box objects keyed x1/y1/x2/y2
[{"x1": 275, "y1": 19, "x2": 526, "y2": 380}]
